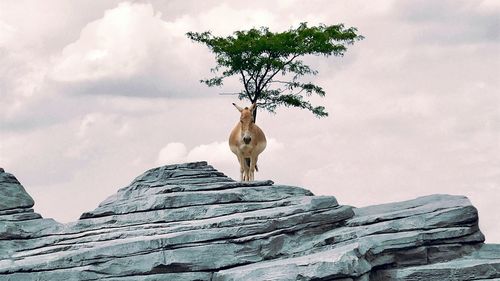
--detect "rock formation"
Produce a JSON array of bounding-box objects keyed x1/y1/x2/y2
[{"x1": 0, "y1": 162, "x2": 498, "y2": 280}]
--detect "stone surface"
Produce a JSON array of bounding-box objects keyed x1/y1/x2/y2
[
  {"x1": 371, "y1": 244, "x2": 500, "y2": 280},
  {"x1": 0, "y1": 169, "x2": 34, "y2": 211},
  {"x1": 0, "y1": 161, "x2": 497, "y2": 281}
]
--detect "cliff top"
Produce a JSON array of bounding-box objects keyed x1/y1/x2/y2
[{"x1": 0, "y1": 162, "x2": 498, "y2": 281}]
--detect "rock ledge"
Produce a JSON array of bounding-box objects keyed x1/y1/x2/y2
[{"x1": 0, "y1": 162, "x2": 498, "y2": 281}]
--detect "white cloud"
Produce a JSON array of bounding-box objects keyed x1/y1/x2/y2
[
  {"x1": 186, "y1": 141, "x2": 233, "y2": 164},
  {"x1": 76, "y1": 112, "x2": 129, "y2": 138},
  {"x1": 46, "y1": 1, "x2": 228, "y2": 98},
  {"x1": 157, "y1": 142, "x2": 189, "y2": 165},
  {"x1": 0, "y1": 20, "x2": 16, "y2": 47},
  {"x1": 51, "y1": 2, "x2": 165, "y2": 82},
  {"x1": 197, "y1": 4, "x2": 277, "y2": 34},
  {"x1": 479, "y1": 0, "x2": 500, "y2": 10},
  {"x1": 157, "y1": 140, "x2": 235, "y2": 178}
]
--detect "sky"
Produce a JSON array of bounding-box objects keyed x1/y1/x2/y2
[{"x1": 0, "y1": 0, "x2": 499, "y2": 242}]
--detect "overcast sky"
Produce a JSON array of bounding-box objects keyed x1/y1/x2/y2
[{"x1": 1, "y1": 0, "x2": 499, "y2": 242}]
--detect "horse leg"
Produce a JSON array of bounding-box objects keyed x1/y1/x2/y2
[
  {"x1": 249, "y1": 155, "x2": 258, "y2": 181},
  {"x1": 243, "y1": 159, "x2": 250, "y2": 181},
  {"x1": 237, "y1": 155, "x2": 245, "y2": 181}
]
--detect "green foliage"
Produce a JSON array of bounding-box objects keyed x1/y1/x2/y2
[{"x1": 187, "y1": 22, "x2": 363, "y2": 119}]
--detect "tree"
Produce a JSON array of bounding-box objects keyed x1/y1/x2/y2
[{"x1": 187, "y1": 22, "x2": 363, "y2": 121}]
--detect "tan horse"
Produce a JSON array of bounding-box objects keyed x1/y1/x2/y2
[{"x1": 229, "y1": 103, "x2": 267, "y2": 181}]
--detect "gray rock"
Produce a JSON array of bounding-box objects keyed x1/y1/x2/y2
[
  {"x1": 0, "y1": 170, "x2": 34, "y2": 211},
  {"x1": 371, "y1": 244, "x2": 500, "y2": 280},
  {"x1": 0, "y1": 162, "x2": 497, "y2": 281},
  {"x1": 0, "y1": 171, "x2": 61, "y2": 261}
]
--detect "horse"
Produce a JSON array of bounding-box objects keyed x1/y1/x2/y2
[{"x1": 229, "y1": 103, "x2": 267, "y2": 181}]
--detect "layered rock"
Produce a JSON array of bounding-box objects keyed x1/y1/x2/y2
[
  {"x1": 0, "y1": 168, "x2": 34, "y2": 213},
  {"x1": 0, "y1": 162, "x2": 498, "y2": 281},
  {"x1": 0, "y1": 169, "x2": 61, "y2": 249}
]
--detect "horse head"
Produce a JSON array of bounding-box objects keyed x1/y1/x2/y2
[{"x1": 233, "y1": 103, "x2": 256, "y2": 145}]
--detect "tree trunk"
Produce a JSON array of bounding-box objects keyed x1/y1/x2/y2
[{"x1": 251, "y1": 92, "x2": 259, "y2": 123}]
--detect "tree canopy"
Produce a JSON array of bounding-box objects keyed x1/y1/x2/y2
[{"x1": 187, "y1": 22, "x2": 363, "y2": 120}]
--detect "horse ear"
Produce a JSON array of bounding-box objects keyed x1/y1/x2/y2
[
  {"x1": 249, "y1": 103, "x2": 257, "y2": 112},
  {"x1": 232, "y1": 103, "x2": 244, "y2": 112}
]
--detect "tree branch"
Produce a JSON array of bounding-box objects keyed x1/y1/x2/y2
[
  {"x1": 269, "y1": 80, "x2": 293, "y2": 84},
  {"x1": 260, "y1": 54, "x2": 299, "y2": 92},
  {"x1": 240, "y1": 70, "x2": 250, "y2": 96},
  {"x1": 256, "y1": 52, "x2": 273, "y2": 94}
]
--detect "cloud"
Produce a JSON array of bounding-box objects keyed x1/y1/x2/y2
[
  {"x1": 187, "y1": 141, "x2": 234, "y2": 164},
  {"x1": 49, "y1": 2, "x2": 214, "y2": 97},
  {"x1": 0, "y1": 20, "x2": 16, "y2": 47},
  {"x1": 51, "y1": 3, "x2": 163, "y2": 82},
  {"x1": 157, "y1": 142, "x2": 189, "y2": 164},
  {"x1": 197, "y1": 3, "x2": 277, "y2": 33},
  {"x1": 0, "y1": 1, "x2": 124, "y2": 128},
  {"x1": 157, "y1": 140, "x2": 237, "y2": 178},
  {"x1": 393, "y1": 0, "x2": 500, "y2": 45}
]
